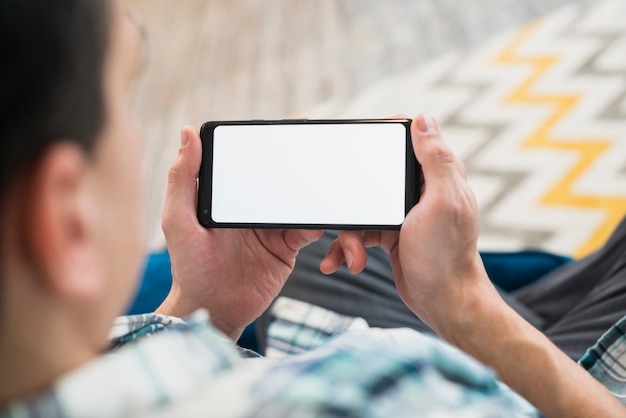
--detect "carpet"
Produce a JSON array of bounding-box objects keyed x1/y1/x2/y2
[{"x1": 311, "y1": 0, "x2": 626, "y2": 258}]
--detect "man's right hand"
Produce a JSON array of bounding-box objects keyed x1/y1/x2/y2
[{"x1": 320, "y1": 114, "x2": 495, "y2": 334}]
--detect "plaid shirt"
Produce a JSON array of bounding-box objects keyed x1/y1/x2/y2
[
  {"x1": 0, "y1": 305, "x2": 539, "y2": 417},
  {"x1": 579, "y1": 314, "x2": 626, "y2": 405}
]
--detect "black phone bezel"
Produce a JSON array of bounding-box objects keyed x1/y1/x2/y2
[{"x1": 197, "y1": 118, "x2": 421, "y2": 230}]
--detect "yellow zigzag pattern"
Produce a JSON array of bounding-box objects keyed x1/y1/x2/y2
[{"x1": 495, "y1": 22, "x2": 626, "y2": 258}]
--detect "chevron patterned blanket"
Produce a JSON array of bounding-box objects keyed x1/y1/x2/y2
[{"x1": 313, "y1": 0, "x2": 626, "y2": 258}]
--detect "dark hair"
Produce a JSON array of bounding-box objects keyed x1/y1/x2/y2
[{"x1": 0, "y1": 0, "x2": 111, "y2": 200}]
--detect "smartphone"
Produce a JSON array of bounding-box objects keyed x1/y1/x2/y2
[{"x1": 197, "y1": 119, "x2": 421, "y2": 230}]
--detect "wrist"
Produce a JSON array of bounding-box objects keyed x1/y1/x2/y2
[
  {"x1": 438, "y1": 281, "x2": 513, "y2": 348},
  {"x1": 155, "y1": 282, "x2": 192, "y2": 318},
  {"x1": 429, "y1": 278, "x2": 505, "y2": 346},
  {"x1": 155, "y1": 283, "x2": 244, "y2": 342},
  {"x1": 409, "y1": 254, "x2": 497, "y2": 342},
  {"x1": 208, "y1": 317, "x2": 245, "y2": 343}
]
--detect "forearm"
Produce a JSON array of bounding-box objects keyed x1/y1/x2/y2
[{"x1": 438, "y1": 281, "x2": 623, "y2": 418}]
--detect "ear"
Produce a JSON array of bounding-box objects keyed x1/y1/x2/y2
[{"x1": 23, "y1": 142, "x2": 103, "y2": 301}]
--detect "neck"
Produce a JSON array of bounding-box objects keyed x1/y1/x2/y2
[{"x1": 0, "y1": 286, "x2": 97, "y2": 407}]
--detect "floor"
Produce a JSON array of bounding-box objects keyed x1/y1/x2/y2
[{"x1": 127, "y1": 0, "x2": 587, "y2": 249}]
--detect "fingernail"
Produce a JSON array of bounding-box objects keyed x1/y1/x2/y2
[
  {"x1": 180, "y1": 128, "x2": 189, "y2": 147},
  {"x1": 416, "y1": 114, "x2": 438, "y2": 134},
  {"x1": 345, "y1": 250, "x2": 353, "y2": 269}
]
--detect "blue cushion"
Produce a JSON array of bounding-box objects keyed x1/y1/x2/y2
[
  {"x1": 126, "y1": 249, "x2": 172, "y2": 315},
  {"x1": 481, "y1": 250, "x2": 571, "y2": 292}
]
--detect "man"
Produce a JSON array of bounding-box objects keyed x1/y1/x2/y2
[{"x1": 0, "y1": 0, "x2": 623, "y2": 417}]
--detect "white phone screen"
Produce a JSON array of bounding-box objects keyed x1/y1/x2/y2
[{"x1": 209, "y1": 122, "x2": 409, "y2": 226}]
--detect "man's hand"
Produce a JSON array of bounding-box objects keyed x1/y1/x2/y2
[
  {"x1": 320, "y1": 114, "x2": 490, "y2": 332},
  {"x1": 157, "y1": 126, "x2": 322, "y2": 341}
]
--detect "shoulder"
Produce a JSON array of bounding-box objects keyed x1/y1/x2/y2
[{"x1": 2, "y1": 310, "x2": 243, "y2": 418}]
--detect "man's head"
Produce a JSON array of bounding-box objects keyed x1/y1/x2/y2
[
  {"x1": 0, "y1": 0, "x2": 147, "y2": 401},
  {"x1": 0, "y1": 0, "x2": 109, "y2": 200}
]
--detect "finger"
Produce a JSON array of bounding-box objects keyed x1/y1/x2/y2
[
  {"x1": 337, "y1": 231, "x2": 370, "y2": 274},
  {"x1": 386, "y1": 113, "x2": 410, "y2": 120},
  {"x1": 362, "y1": 230, "x2": 400, "y2": 254},
  {"x1": 320, "y1": 239, "x2": 345, "y2": 275},
  {"x1": 283, "y1": 229, "x2": 324, "y2": 252},
  {"x1": 162, "y1": 126, "x2": 202, "y2": 235},
  {"x1": 361, "y1": 231, "x2": 380, "y2": 248}
]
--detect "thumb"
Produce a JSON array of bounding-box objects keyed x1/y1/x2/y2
[
  {"x1": 162, "y1": 126, "x2": 202, "y2": 235},
  {"x1": 410, "y1": 114, "x2": 465, "y2": 188}
]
